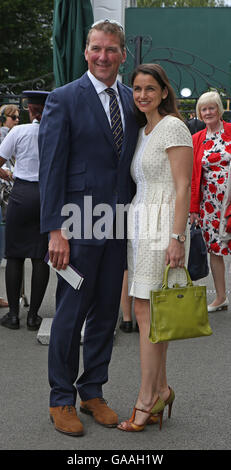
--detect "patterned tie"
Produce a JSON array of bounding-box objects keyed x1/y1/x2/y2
[{"x1": 105, "y1": 88, "x2": 124, "y2": 156}]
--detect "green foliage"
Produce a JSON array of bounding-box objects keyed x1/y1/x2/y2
[
  {"x1": 137, "y1": 0, "x2": 226, "y2": 6},
  {"x1": 0, "y1": 0, "x2": 53, "y2": 84}
]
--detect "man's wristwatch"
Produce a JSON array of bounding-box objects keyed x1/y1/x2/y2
[{"x1": 171, "y1": 233, "x2": 186, "y2": 243}]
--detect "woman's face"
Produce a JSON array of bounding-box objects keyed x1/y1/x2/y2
[
  {"x1": 199, "y1": 103, "x2": 220, "y2": 128},
  {"x1": 5, "y1": 110, "x2": 20, "y2": 129},
  {"x1": 133, "y1": 73, "x2": 167, "y2": 116}
]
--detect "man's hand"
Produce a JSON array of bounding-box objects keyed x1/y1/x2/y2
[{"x1": 49, "y1": 229, "x2": 70, "y2": 270}]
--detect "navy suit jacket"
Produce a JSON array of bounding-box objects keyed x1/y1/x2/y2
[
  {"x1": 186, "y1": 118, "x2": 205, "y2": 135},
  {"x1": 38, "y1": 72, "x2": 139, "y2": 245}
]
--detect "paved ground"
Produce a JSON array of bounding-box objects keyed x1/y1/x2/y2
[{"x1": 0, "y1": 258, "x2": 230, "y2": 455}]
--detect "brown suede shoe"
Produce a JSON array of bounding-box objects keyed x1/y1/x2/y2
[
  {"x1": 49, "y1": 405, "x2": 84, "y2": 436},
  {"x1": 80, "y1": 398, "x2": 118, "y2": 428}
]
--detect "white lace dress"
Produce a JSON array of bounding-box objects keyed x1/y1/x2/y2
[{"x1": 127, "y1": 115, "x2": 193, "y2": 299}]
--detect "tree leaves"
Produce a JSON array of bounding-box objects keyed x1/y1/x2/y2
[
  {"x1": 137, "y1": 0, "x2": 226, "y2": 7},
  {"x1": 0, "y1": 0, "x2": 53, "y2": 84}
]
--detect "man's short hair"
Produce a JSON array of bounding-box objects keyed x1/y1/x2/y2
[{"x1": 86, "y1": 19, "x2": 125, "y2": 51}]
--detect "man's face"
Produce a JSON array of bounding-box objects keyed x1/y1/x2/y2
[{"x1": 85, "y1": 30, "x2": 126, "y2": 86}]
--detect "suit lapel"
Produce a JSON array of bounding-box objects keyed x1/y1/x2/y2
[
  {"x1": 79, "y1": 74, "x2": 136, "y2": 160},
  {"x1": 80, "y1": 74, "x2": 118, "y2": 157},
  {"x1": 118, "y1": 82, "x2": 134, "y2": 159}
]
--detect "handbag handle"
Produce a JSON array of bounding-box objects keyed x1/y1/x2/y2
[{"x1": 162, "y1": 264, "x2": 193, "y2": 289}]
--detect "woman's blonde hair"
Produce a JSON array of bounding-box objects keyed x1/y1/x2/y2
[
  {"x1": 0, "y1": 104, "x2": 19, "y2": 126},
  {"x1": 196, "y1": 91, "x2": 224, "y2": 120}
]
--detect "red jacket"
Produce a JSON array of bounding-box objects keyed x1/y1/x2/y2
[{"x1": 190, "y1": 120, "x2": 231, "y2": 213}]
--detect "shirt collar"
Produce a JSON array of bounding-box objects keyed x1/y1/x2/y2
[{"x1": 87, "y1": 70, "x2": 119, "y2": 96}]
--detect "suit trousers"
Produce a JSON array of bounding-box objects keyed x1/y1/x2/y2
[{"x1": 48, "y1": 238, "x2": 126, "y2": 406}]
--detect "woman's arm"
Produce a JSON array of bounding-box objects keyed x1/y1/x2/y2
[
  {"x1": 0, "y1": 156, "x2": 11, "y2": 180},
  {"x1": 165, "y1": 145, "x2": 193, "y2": 268}
]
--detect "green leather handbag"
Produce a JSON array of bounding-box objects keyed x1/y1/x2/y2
[{"x1": 149, "y1": 265, "x2": 213, "y2": 343}]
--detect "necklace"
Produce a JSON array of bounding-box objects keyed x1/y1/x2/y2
[
  {"x1": 145, "y1": 124, "x2": 154, "y2": 135},
  {"x1": 144, "y1": 115, "x2": 165, "y2": 135}
]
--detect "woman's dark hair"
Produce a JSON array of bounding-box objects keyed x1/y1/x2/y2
[{"x1": 131, "y1": 63, "x2": 183, "y2": 127}]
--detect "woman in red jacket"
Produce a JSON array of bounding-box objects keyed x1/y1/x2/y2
[{"x1": 190, "y1": 91, "x2": 231, "y2": 312}]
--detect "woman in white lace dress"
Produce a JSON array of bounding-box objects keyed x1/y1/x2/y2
[{"x1": 118, "y1": 64, "x2": 193, "y2": 432}]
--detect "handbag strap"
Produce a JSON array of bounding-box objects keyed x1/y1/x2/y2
[{"x1": 162, "y1": 264, "x2": 193, "y2": 289}]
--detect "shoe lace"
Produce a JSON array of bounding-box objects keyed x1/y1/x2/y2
[
  {"x1": 61, "y1": 405, "x2": 74, "y2": 413},
  {"x1": 99, "y1": 398, "x2": 108, "y2": 406}
]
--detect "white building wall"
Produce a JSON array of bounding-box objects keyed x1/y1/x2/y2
[{"x1": 91, "y1": 0, "x2": 137, "y2": 28}]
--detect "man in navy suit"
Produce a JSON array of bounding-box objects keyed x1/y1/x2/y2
[
  {"x1": 186, "y1": 112, "x2": 206, "y2": 135},
  {"x1": 38, "y1": 20, "x2": 139, "y2": 436}
]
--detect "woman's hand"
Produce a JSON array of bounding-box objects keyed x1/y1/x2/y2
[
  {"x1": 224, "y1": 204, "x2": 231, "y2": 233},
  {"x1": 49, "y1": 229, "x2": 70, "y2": 270},
  {"x1": 5, "y1": 169, "x2": 13, "y2": 180},
  {"x1": 0, "y1": 168, "x2": 11, "y2": 181},
  {"x1": 190, "y1": 212, "x2": 200, "y2": 225},
  {"x1": 165, "y1": 238, "x2": 185, "y2": 268}
]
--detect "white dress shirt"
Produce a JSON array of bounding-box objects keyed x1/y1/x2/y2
[
  {"x1": 0, "y1": 119, "x2": 40, "y2": 181},
  {"x1": 87, "y1": 70, "x2": 125, "y2": 130}
]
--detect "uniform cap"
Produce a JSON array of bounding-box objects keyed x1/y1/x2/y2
[{"x1": 22, "y1": 90, "x2": 50, "y2": 105}]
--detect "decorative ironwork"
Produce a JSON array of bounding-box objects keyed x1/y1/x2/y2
[
  {"x1": 122, "y1": 35, "x2": 231, "y2": 99},
  {"x1": 0, "y1": 72, "x2": 54, "y2": 98},
  {"x1": 1, "y1": 34, "x2": 231, "y2": 113}
]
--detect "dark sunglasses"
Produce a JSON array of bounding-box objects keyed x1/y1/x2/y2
[{"x1": 7, "y1": 114, "x2": 19, "y2": 121}]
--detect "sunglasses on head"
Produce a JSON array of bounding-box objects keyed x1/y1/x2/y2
[
  {"x1": 91, "y1": 19, "x2": 124, "y2": 31},
  {"x1": 6, "y1": 114, "x2": 19, "y2": 121}
]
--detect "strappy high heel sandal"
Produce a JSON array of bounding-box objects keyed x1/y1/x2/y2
[
  {"x1": 164, "y1": 386, "x2": 175, "y2": 419},
  {"x1": 147, "y1": 414, "x2": 159, "y2": 425},
  {"x1": 117, "y1": 397, "x2": 165, "y2": 433},
  {"x1": 148, "y1": 387, "x2": 175, "y2": 427}
]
